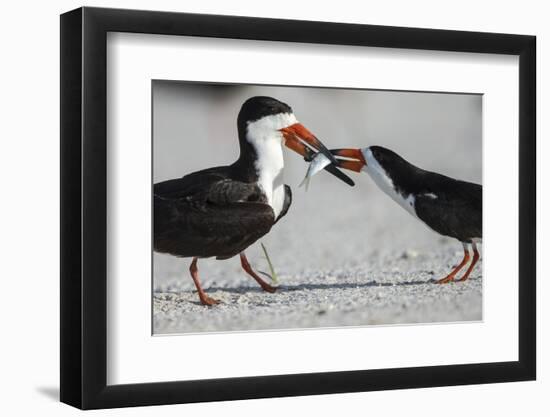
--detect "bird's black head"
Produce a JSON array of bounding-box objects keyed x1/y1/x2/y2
[
  {"x1": 329, "y1": 145, "x2": 412, "y2": 177},
  {"x1": 233, "y1": 96, "x2": 353, "y2": 186},
  {"x1": 368, "y1": 146, "x2": 405, "y2": 168},
  {"x1": 237, "y1": 96, "x2": 293, "y2": 128}
]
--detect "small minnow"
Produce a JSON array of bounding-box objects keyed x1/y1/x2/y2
[{"x1": 299, "y1": 153, "x2": 332, "y2": 191}]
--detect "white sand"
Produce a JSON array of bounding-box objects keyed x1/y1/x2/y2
[{"x1": 154, "y1": 246, "x2": 482, "y2": 334}]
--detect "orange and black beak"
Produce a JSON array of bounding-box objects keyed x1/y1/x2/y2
[
  {"x1": 329, "y1": 148, "x2": 367, "y2": 173},
  {"x1": 280, "y1": 123, "x2": 355, "y2": 186}
]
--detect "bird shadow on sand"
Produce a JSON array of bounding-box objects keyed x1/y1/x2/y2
[
  {"x1": 186, "y1": 278, "x2": 433, "y2": 295},
  {"x1": 164, "y1": 280, "x2": 434, "y2": 306},
  {"x1": 154, "y1": 275, "x2": 482, "y2": 305}
]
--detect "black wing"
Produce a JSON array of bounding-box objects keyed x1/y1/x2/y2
[
  {"x1": 154, "y1": 167, "x2": 275, "y2": 259},
  {"x1": 274, "y1": 185, "x2": 292, "y2": 224},
  {"x1": 414, "y1": 176, "x2": 482, "y2": 242},
  {"x1": 154, "y1": 166, "x2": 264, "y2": 203}
]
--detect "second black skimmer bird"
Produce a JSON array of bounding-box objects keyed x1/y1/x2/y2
[
  {"x1": 327, "y1": 146, "x2": 482, "y2": 284},
  {"x1": 154, "y1": 96, "x2": 353, "y2": 305}
]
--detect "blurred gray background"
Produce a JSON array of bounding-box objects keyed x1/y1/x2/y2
[{"x1": 152, "y1": 81, "x2": 482, "y2": 333}]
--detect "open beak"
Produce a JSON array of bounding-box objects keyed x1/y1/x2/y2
[
  {"x1": 330, "y1": 148, "x2": 367, "y2": 173},
  {"x1": 280, "y1": 123, "x2": 355, "y2": 186},
  {"x1": 280, "y1": 123, "x2": 337, "y2": 163}
]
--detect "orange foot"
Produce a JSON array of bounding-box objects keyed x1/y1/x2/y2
[
  {"x1": 260, "y1": 283, "x2": 278, "y2": 293},
  {"x1": 199, "y1": 294, "x2": 220, "y2": 306},
  {"x1": 436, "y1": 276, "x2": 455, "y2": 284}
]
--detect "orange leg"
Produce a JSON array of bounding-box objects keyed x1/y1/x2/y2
[
  {"x1": 436, "y1": 243, "x2": 470, "y2": 284},
  {"x1": 240, "y1": 253, "x2": 277, "y2": 293},
  {"x1": 189, "y1": 257, "x2": 220, "y2": 306},
  {"x1": 457, "y1": 242, "x2": 480, "y2": 282}
]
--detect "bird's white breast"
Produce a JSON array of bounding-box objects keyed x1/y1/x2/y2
[
  {"x1": 361, "y1": 147, "x2": 419, "y2": 218},
  {"x1": 246, "y1": 113, "x2": 297, "y2": 218}
]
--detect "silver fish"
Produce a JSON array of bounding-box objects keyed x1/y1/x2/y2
[{"x1": 299, "y1": 153, "x2": 332, "y2": 191}]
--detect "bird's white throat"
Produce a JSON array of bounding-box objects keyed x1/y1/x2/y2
[
  {"x1": 361, "y1": 147, "x2": 418, "y2": 218},
  {"x1": 246, "y1": 113, "x2": 297, "y2": 218}
]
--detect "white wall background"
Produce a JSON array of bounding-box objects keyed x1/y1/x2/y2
[{"x1": 0, "y1": 0, "x2": 545, "y2": 415}]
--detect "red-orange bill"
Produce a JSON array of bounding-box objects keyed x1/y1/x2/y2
[
  {"x1": 280, "y1": 124, "x2": 355, "y2": 186},
  {"x1": 330, "y1": 148, "x2": 367, "y2": 173}
]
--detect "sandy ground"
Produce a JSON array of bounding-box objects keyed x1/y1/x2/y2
[
  {"x1": 154, "y1": 245, "x2": 482, "y2": 334},
  {"x1": 153, "y1": 83, "x2": 482, "y2": 334}
]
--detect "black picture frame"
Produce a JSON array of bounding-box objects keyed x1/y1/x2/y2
[{"x1": 60, "y1": 6, "x2": 536, "y2": 410}]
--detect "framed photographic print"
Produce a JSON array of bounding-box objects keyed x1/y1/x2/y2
[{"x1": 60, "y1": 6, "x2": 536, "y2": 409}]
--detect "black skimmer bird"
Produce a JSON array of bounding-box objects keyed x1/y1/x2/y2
[
  {"x1": 327, "y1": 146, "x2": 482, "y2": 284},
  {"x1": 154, "y1": 96, "x2": 353, "y2": 305}
]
